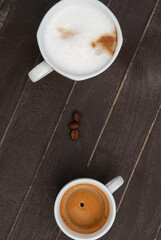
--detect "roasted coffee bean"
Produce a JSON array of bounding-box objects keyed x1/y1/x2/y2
[
  {"x1": 68, "y1": 122, "x2": 79, "y2": 130},
  {"x1": 73, "y1": 112, "x2": 82, "y2": 122},
  {"x1": 71, "y1": 130, "x2": 79, "y2": 140}
]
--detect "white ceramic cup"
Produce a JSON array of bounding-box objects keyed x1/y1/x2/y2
[
  {"x1": 28, "y1": 0, "x2": 123, "y2": 82},
  {"x1": 54, "y1": 176, "x2": 124, "y2": 240}
]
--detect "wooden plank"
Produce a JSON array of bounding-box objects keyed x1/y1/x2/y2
[
  {"x1": 0, "y1": 0, "x2": 58, "y2": 141},
  {"x1": 0, "y1": 74, "x2": 74, "y2": 239},
  {"x1": 7, "y1": 0, "x2": 160, "y2": 239},
  {"x1": 155, "y1": 224, "x2": 161, "y2": 240},
  {"x1": 0, "y1": 0, "x2": 11, "y2": 29},
  {"x1": 101, "y1": 109, "x2": 161, "y2": 240},
  {"x1": 85, "y1": 0, "x2": 161, "y2": 206}
]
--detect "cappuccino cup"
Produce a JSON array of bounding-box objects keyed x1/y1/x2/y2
[
  {"x1": 28, "y1": 0, "x2": 123, "y2": 82},
  {"x1": 54, "y1": 176, "x2": 124, "y2": 240}
]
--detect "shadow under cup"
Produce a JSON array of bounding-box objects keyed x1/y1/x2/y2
[{"x1": 54, "y1": 179, "x2": 116, "y2": 240}]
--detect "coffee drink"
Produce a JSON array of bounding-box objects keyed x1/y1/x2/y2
[
  {"x1": 42, "y1": 0, "x2": 117, "y2": 77},
  {"x1": 60, "y1": 183, "x2": 110, "y2": 234}
]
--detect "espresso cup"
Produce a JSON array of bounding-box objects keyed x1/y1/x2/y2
[
  {"x1": 54, "y1": 176, "x2": 124, "y2": 240},
  {"x1": 28, "y1": 0, "x2": 123, "y2": 82}
]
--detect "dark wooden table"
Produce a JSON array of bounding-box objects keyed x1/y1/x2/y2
[{"x1": 0, "y1": 0, "x2": 161, "y2": 239}]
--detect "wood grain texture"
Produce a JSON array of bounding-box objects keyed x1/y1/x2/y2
[
  {"x1": 5, "y1": 0, "x2": 161, "y2": 240},
  {"x1": 0, "y1": 75, "x2": 74, "y2": 240},
  {"x1": 155, "y1": 223, "x2": 161, "y2": 240},
  {"x1": 101, "y1": 109, "x2": 161, "y2": 240},
  {"x1": 86, "y1": 0, "x2": 161, "y2": 206},
  {"x1": 0, "y1": 0, "x2": 59, "y2": 141},
  {"x1": 0, "y1": 0, "x2": 11, "y2": 29}
]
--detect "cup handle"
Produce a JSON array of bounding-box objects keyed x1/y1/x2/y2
[
  {"x1": 106, "y1": 176, "x2": 124, "y2": 194},
  {"x1": 28, "y1": 61, "x2": 53, "y2": 82}
]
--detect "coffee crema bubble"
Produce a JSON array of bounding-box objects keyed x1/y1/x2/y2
[
  {"x1": 42, "y1": 1, "x2": 117, "y2": 76},
  {"x1": 60, "y1": 184, "x2": 110, "y2": 234}
]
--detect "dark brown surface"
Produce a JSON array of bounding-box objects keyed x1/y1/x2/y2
[
  {"x1": 105, "y1": 109, "x2": 161, "y2": 239},
  {"x1": 0, "y1": 0, "x2": 161, "y2": 239}
]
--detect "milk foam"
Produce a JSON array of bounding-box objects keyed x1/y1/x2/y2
[{"x1": 42, "y1": 1, "x2": 116, "y2": 76}]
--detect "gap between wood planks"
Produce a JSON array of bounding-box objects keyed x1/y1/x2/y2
[
  {"x1": 55, "y1": 229, "x2": 61, "y2": 240},
  {"x1": 54, "y1": 106, "x2": 161, "y2": 240},
  {"x1": 117, "y1": 104, "x2": 161, "y2": 212},
  {"x1": 0, "y1": 0, "x2": 12, "y2": 29},
  {"x1": 55, "y1": 0, "x2": 161, "y2": 238},
  {"x1": 5, "y1": 81, "x2": 76, "y2": 240},
  {"x1": 87, "y1": 0, "x2": 160, "y2": 167},
  {"x1": 154, "y1": 223, "x2": 161, "y2": 240},
  {"x1": 4, "y1": 0, "x2": 160, "y2": 239},
  {"x1": 0, "y1": 53, "x2": 41, "y2": 148}
]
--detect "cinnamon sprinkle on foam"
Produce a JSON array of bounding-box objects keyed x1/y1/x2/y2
[
  {"x1": 57, "y1": 27, "x2": 79, "y2": 39},
  {"x1": 91, "y1": 28, "x2": 117, "y2": 55}
]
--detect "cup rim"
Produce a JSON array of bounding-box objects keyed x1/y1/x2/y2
[
  {"x1": 54, "y1": 178, "x2": 116, "y2": 240},
  {"x1": 37, "y1": 0, "x2": 123, "y2": 81}
]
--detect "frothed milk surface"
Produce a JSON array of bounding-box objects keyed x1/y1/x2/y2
[{"x1": 41, "y1": 0, "x2": 117, "y2": 76}]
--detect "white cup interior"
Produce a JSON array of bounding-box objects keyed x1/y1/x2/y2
[
  {"x1": 37, "y1": 0, "x2": 123, "y2": 81},
  {"x1": 54, "y1": 178, "x2": 116, "y2": 240}
]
